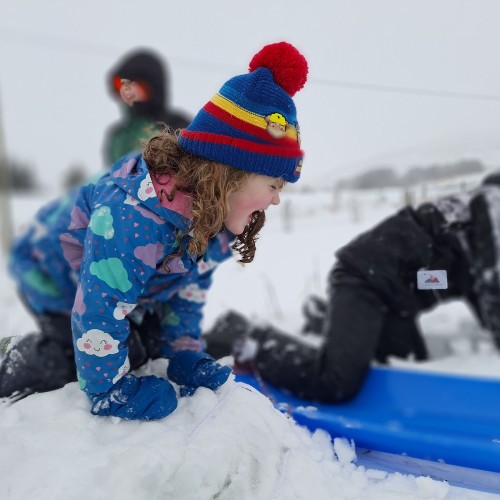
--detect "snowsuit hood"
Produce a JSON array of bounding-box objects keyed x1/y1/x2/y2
[
  {"x1": 110, "y1": 153, "x2": 192, "y2": 231},
  {"x1": 104, "y1": 50, "x2": 192, "y2": 165},
  {"x1": 109, "y1": 49, "x2": 170, "y2": 121}
]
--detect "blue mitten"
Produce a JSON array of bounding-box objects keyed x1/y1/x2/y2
[
  {"x1": 88, "y1": 374, "x2": 178, "y2": 420},
  {"x1": 167, "y1": 351, "x2": 232, "y2": 396}
]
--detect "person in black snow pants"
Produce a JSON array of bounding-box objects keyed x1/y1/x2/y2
[
  {"x1": 104, "y1": 48, "x2": 192, "y2": 165},
  {"x1": 203, "y1": 172, "x2": 500, "y2": 403}
]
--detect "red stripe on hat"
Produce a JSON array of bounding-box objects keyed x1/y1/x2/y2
[
  {"x1": 180, "y1": 130, "x2": 303, "y2": 158},
  {"x1": 204, "y1": 101, "x2": 299, "y2": 148}
]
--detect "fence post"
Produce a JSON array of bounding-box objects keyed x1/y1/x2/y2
[
  {"x1": 0, "y1": 89, "x2": 13, "y2": 255},
  {"x1": 282, "y1": 198, "x2": 292, "y2": 233},
  {"x1": 332, "y1": 185, "x2": 341, "y2": 211},
  {"x1": 350, "y1": 196, "x2": 360, "y2": 223},
  {"x1": 420, "y1": 183, "x2": 427, "y2": 203},
  {"x1": 403, "y1": 188, "x2": 414, "y2": 207}
]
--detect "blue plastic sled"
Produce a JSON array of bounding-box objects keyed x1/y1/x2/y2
[{"x1": 236, "y1": 366, "x2": 500, "y2": 474}]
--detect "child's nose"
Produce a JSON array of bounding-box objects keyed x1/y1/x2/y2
[{"x1": 272, "y1": 192, "x2": 281, "y2": 205}]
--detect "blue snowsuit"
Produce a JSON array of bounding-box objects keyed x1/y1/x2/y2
[{"x1": 8, "y1": 153, "x2": 233, "y2": 398}]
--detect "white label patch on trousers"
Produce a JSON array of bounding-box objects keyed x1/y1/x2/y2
[{"x1": 417, "y1": 270, "x2": 448, "y2": 290}]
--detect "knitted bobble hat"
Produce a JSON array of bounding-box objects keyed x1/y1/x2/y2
[{"x1": 179, "y1": 42, "x2": 308, "y2": 182}]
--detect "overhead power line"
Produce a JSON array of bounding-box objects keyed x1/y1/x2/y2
[
  {"x1": 2, "y1": 25, "x2": 500, "y2": 102},
  {"x1": 0, "y1": 26, "x2": 239, "y2": 74},
  {"x1": 310, "y1": 77, "x2": 500, "y2": 102}
]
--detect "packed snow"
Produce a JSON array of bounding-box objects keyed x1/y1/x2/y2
[{"x1": 1, "y1": 180, "x2": 500, "y2": 499}]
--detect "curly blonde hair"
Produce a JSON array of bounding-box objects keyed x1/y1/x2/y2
[{"x1": 142, "y1": 128, "x2": 266, "y2": 264}]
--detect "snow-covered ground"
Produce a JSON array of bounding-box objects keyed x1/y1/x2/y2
[{"x1": 1, "y1": 179, "x2": 500, "y2": 499}]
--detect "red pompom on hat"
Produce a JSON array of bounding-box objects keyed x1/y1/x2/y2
[
  {"x1": 249, "y1": 41, "x2": 308, "y2": 97},
  {"x1": 179, "y1": 41, "x2": 308, "y2": 183}
]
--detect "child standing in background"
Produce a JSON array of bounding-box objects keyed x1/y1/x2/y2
[
  {"x1": 104, "y1": 48, "x2": 192, "y2": 165},
  {"x1": 0, "y1": 42, "x2": 309, "y2": 420}
]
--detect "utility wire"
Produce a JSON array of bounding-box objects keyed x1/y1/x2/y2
[
  {"x1": 0, "y1": 26, "x2": 238, "y2": 74},
  {"x1": 310, "y1": 77, "x2": 500, "y2": 102},
  {"x1": 2, "y1": 25, "x2": 500, "y2": 102}
]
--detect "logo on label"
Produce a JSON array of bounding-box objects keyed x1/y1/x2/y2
[
  {"x1": 417, "y1": 270, "x2": 448, "y2": 290},
  {"x1": 425, "y1": 275, "x2": 440, "y2": 283}
]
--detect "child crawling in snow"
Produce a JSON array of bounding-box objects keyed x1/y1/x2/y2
[
  {"x1": 203, "y1": 172, "x2": 500, "y2": 403},
  {"x1": 0, "y1": 42, "x2": 309, "y2": 420}
]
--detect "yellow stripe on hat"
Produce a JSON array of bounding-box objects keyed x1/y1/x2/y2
[{"x1": 211, "y1": 94, "x2": 268, "y2": 129}]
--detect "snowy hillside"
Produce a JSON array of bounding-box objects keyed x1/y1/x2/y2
[
  {"x1": 1, "y1": 182, "x2": 500, "y2": 499},
  {"x1": 342, "y1": 130, "x2": 500, "y2": 180}
]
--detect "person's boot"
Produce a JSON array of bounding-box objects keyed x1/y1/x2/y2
[
  {"x1": 0, "y1": 336, "x2": 18, "y2": 359},
  {"x1": 301, "y1": 295, "x2": 327, "y2": 336},
  {"x1": 0, "y1": 333, "x2": 76, "y2": 399},
  {"x1": 203, "y1": 311, "x2": 252, "y2": 360},
  {"x1": 230, "y1": 323, "x2": 275, "y2": 374},
  {"x1": 0, "y1": 312, "x2": 76, "y2": 399}
]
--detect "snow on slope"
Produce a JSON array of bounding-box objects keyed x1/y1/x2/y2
[{"x1": 2, "y1": 185, "x2": 500, "y2": 499}]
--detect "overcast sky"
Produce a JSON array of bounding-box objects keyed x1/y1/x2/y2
[{"x1": 2, "y1": 0, "x2": 500, "y2": 188}]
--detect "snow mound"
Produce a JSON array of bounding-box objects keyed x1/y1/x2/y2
[{"x1": 1, "y1": 364, "x2": 475, "y2": 500}]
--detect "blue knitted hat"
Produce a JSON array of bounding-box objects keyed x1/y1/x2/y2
[{"x1": 179, "y1": 42, "x2": 308, "y2": 183}]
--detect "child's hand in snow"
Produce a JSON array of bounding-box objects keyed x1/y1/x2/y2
[
  {"x1": 88, "y1": 374, "x2": 178, "y2": 420},
  {"x1": 167, "y1": 351, "x2": 232, "y2": 397}
]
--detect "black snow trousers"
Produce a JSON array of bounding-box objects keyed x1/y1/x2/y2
[{"x1": 253, "y1": 263, "x2": 427, "y2": 403}]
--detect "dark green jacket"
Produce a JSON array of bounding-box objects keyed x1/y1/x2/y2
[{"x1": 104, "y1": 49, "x2": 191, "y2": 165}]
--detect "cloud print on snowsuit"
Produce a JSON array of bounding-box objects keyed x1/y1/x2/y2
[
  {"x1": 76, "y1": 329, "x2": 119, "y2": 357},
  {"x1": 112, "y1": 157, "x2": 136, "y2": 179},
  {"x1": 59, "y1": 232, "x2": 83, "y2": 270},
  {"x1": 124, "y1": 193, "x2": 139, "y2": 206},
  {"x1": 112, "y1": 357, "x2": 130, "y2": 383},
  {"x1": 89, "y1": 206, "x2": 114, "y2": 239},
  {"x1": 134, "y1": 243, "x2": 162, "y2": 268},
  {"x1": 178, "y1": 283, "x2": 207, "y2": 303},
  {"x1": 113, "y1": 301, "x2": 136, "y2": 320},
  {"x1": 134, "y1": 204, "x2": 165, "y2": 224},
  {"x1": 73, "y1": 284, "x2": 86, "y2": 315},
  {"x1": 89, "y1": 257, "x2": 132, "y2": 292},
  {"x1": 137, "y1": 175, "x2": 156, "y2": 201},
  {"x1": 68, "y1": 205, "x2": 90, "y2": 230}
]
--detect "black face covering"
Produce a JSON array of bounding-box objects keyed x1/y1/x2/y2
[
  {"x1": 108, "y1": 49, "x2": 192, "y2": 128},
  {"x1": 109, "y1": 49, "x2": 168, "y2": 119}
]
